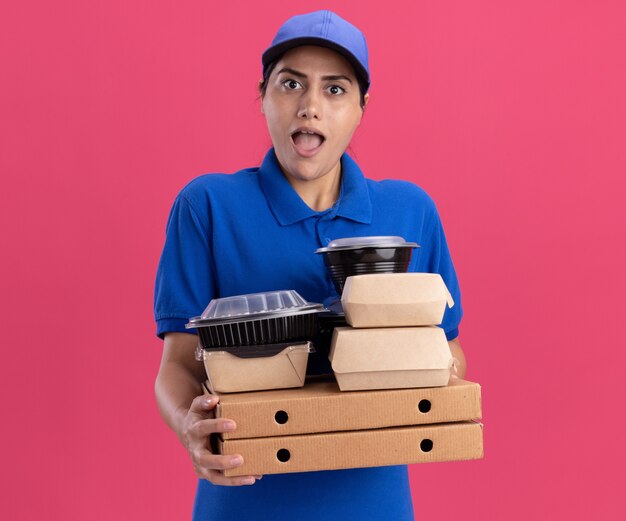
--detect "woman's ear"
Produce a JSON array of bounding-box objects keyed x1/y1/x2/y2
[
  {"x1": 259, "y1": 79, "x2": 265, "y2": 114},
  {"x1": 363, "y1": 93, "x2": 370, "y2": 110}
]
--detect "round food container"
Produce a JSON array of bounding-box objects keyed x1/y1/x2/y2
[
  {"x1": 186, "y1": 290, "x2": 324, "y2": 350},
  {"x1": 315, "y1": 310, "x2": 349, "y2": 356},
  {"x1": 315, "y1": 236, "x2": 419, "y2": 294}
]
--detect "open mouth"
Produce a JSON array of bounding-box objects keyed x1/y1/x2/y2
[{"x1": 290, "y1": 128, "x2": 326, "y2": 156}]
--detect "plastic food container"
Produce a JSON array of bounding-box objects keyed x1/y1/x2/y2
[
  {"x1": 315, "y1": 236, "x2": 419, "y2": 294},
  {"x1": 186, "y1": 290, "x2": 324, "y2": 349},
  {"x1": 316, "y1": 310, "x2": 348, "y2": 357},
  {"x1": 341, "y1": 273, "x2": 455, "y2": 328},
  {"x1": 204, "y1": 343, "x2": 313, "y2": 393}
]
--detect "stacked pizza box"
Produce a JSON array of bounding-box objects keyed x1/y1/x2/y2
[{"x1": 205, "y1": 273, "x2": 483, "y2": 477}]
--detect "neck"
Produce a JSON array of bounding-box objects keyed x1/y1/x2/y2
[{"x1": 283, "y1": 163, "x2": 342, "y2": 212}]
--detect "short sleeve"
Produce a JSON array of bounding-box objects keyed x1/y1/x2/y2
[
  {"x1": 154, "y1": 192, "x2": 216, "y2": 339},
  {"x1": 418, "y1": 209, "x2": 463, "y2": 341}
]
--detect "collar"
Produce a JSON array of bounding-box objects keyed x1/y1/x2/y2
[{"x1": 257, "y1": 148, "x2": 372, "y2": 226}]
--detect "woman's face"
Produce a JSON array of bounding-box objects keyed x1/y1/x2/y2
[{"x1": 261, "y1": 45, "x2": 368, "y2": 183}]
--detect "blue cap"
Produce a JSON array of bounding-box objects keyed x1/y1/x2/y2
[{"x1": 262, "y1": 10, "x2": 370, "y2": 92}]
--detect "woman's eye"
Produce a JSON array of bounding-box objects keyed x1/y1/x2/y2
[
  {"x1": 327, "y1": 85, "x2": 346, "y2": 95},
  {"x1": 283, "y1": 79, "x2": 302, "y2": 90}
]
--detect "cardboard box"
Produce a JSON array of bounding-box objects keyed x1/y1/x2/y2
[
  {"x1": 203, "y1": 343, "x2": 311, "y2": 393},
  {"x1": 329, "y1": 326, "x2": 454, "y2": 391},
  {"x1": 220, "y1": 421, "x2": 483, "y2": 477},
  {"x1": 341, "y1": 273, "x2": 455, "y2": 328},
  {"x1": 208, "y1": 377, "x2": 481, "y2": 440}
]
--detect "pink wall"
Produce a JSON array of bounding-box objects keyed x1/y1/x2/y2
[{"x1": 1, "y1": 1, "x2": 624, "y2": 519}]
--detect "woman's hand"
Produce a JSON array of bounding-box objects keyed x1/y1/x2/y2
[
  {"x1": 448, "y1": 337, "x2": 466, "y2": 379},
  {"x1": 155, "y1": 332, "x2": 262, "y2": 487},
  {"x1": 182, "y1": 393, "x2": 262, "y2": 486}
]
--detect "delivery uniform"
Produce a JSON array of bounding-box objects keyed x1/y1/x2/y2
[{"x1": 154, "y1": 148, "x2": 463, "y2": 521}]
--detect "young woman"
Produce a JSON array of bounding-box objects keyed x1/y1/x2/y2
[{"x1": 154, "y1": 10, "x2": 466, "y2": 521}]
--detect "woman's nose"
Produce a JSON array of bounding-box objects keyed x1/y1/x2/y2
[{"x1": 297, "y1": 89, "x2": 321, "y2": 120}]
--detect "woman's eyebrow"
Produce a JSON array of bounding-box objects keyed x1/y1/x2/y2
[
  {"x1": 276, "y1": 67, "x2": 307, "y2": 78},
  {"x1": 276, "y1": 67, "x2": 353, "y2": 84},
  {"x1": 322, "y1": 74, "x2": 353, "y2": 84}
]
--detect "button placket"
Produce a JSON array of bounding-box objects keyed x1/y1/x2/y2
[{"x1": 314, "y1": 216, "x2": 328, "y2": 247}]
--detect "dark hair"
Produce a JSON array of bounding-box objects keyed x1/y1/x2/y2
[{"x1": 259, "y1": 58, "x2": 368, "y2": 109}]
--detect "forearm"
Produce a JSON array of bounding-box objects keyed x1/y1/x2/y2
[
  {"x1": 155, "y1": 333, "x2": 206, "y2": 442},
  {"x1": 156, "y1": 365, "x2": 202, "y2": 437}
]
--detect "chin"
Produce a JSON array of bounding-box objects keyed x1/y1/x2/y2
[
  {"x1": 286, "y1": 164, "x2": 325, "y2": 182},
  {"x1": 277, "y1": 152, "x2": 321, "y2": 180},
  {"x1": 274, "y1": 141, "x2": 343, "y2": 182}
]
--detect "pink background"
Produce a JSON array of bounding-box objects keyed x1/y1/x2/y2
[{"x1": 2, "y1": 1, "x2": 625, "y2": 519}]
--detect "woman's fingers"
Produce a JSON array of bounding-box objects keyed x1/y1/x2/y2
[
  {"x1": 202, "y1": 470, "x2": 259, "y2": 486},
  {"x1": 194, "y1": 451, "x2": 244, "y2": 471},
  {"x1": 189, "y1": 417, "x2": 237, "y2": 438},
  {"x1": 188, "y1": 393, "x2": 220, "y2": 415},
  {"x1": 195, "y1": 454, "x2": 263, "y2": 484},
  {"x1": 185, "y1": 393, "x2": 260, "y2": 486},
  {"x1": 192, "y1": 450, "x2": 253, "y2": 485}
]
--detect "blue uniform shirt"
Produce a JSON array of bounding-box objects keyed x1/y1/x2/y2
[{"x1": 154, "y1": 148, "x2": 463, "y2": 521}]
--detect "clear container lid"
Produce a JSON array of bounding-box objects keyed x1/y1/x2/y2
[
  {"x1": 186, "y1": 290, "x2": 323, "y2": 327},
  {"x1": 315, "y1": 236, "x2": 419, "y2": 253}
]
